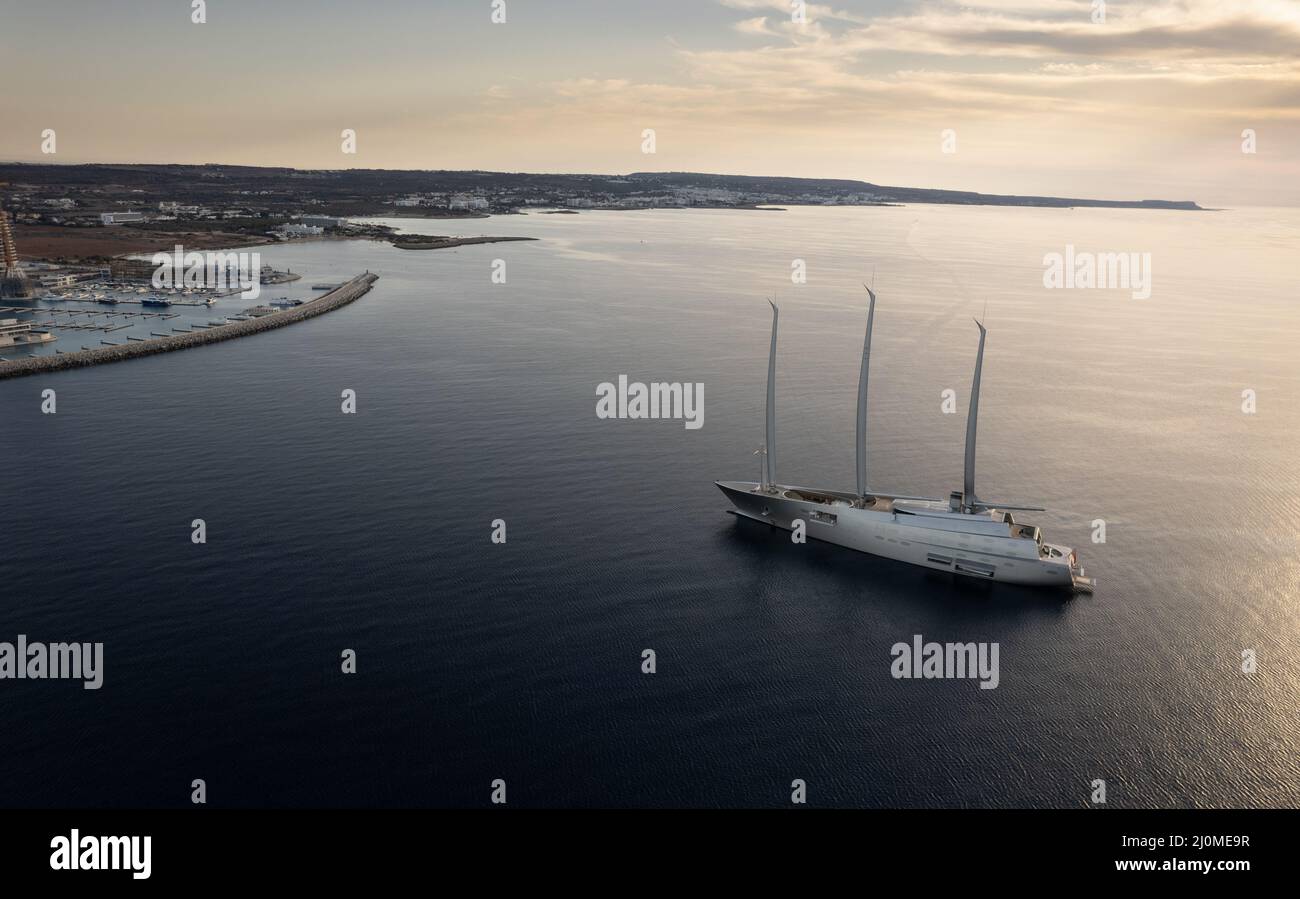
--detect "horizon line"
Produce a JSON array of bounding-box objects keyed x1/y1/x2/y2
[{"x1": 0, "y1": 159, "x2": 1209, "y2": 209}]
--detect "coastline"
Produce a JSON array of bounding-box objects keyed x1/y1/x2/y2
[
  {"x1": 391, "y1": 235, "x2": 537, "y2": 250},
  {"x1": 14, "y1": 198, "x2": 1208, "y2": 265},
  {"x1": 0, "y1": 272, "x2": 378, "y2": 380}
]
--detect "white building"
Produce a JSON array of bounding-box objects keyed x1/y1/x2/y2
[
  {"x1": 448, "y1": 194, "x2": 489, "y2": 211},
  {"x1": 100, "y1": 212, "x2": 144, "y2": 225},
  {"x1": 276, "y1": 224, "x2": 325, "y2": 238},
  {"x1": 300, "y1": 215, "x2": 347, "y2": 228}
]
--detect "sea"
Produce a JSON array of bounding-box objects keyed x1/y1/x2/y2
[{"x1": 2, "y1": 204, "x2": 1297, "y2": 808}]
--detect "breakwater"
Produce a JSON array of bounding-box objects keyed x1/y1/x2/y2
[
  {"x1": 391, "y1": 236, "x2": 536, "y2": 250},
  {"x1": 0, "y1": 272, "x2": 378, "y2": 380}
]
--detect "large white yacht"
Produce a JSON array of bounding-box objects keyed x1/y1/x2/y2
[{"x1": 717, "y1": 290, "x2": 1095, "y2": 591}]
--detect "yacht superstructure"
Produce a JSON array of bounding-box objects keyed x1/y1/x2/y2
[{"x1": 717, "y1": 290, "x2": 1094, "y2": 591}]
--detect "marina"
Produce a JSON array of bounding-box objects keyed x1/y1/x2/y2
[
  {"x1": 0, "y1": 272, "x2": 379, "y2": 378},
  {"x1": 0, "y1": 274, "x2": 324, "y2": 363}
]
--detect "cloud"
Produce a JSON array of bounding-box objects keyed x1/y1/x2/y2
[
  {"x1": 734, "y1": 16, "x2": 778, "y2": 37},
  {"x1": 840, "y1": 0, "x2": 1300, "y2": 61},
  {"x1": 684, "y1": 0, "x2": 1300, "y2": 112},
  {"x1": 718, "y1": 0, "x2": 868, "y2": 25},
  {"x1": 480, "y1": 0, "x2": 1297, "y2": 203}
]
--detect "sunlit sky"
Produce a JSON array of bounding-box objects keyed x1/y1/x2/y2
[{"x1": 2, "y1": 0, "x2": 1297, "y2": 206}]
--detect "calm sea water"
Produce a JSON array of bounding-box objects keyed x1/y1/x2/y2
[{"x1": 2, "y1": 205, "x2": 1297, "y2": 808}]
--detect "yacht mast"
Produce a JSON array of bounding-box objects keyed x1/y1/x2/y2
[
  {"x1": 764, "y1": 300, "x2": 778, "y2": 490},
  {"x1": 963, "y1": 318, "x2": 987, "y2": 511},
  {"x1": 856, "y1": 286, "x2": 876, "y2": 498}
]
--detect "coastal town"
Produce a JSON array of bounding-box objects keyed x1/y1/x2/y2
[
  {"x1": 0, "y1": 160, "x2": 1206, "y2": 376},
  {"x1": 0, "y1": 162, "x2": 1201, "y2": 266}
]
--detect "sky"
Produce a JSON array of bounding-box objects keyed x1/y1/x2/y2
[{"x1": 2, "y1": 0, "x2": 1297, "y2": 206}]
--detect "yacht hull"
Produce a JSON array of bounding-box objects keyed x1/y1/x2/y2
[{"x1": 717, "y1": 480, "x2": 1076, "y2": 588}]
